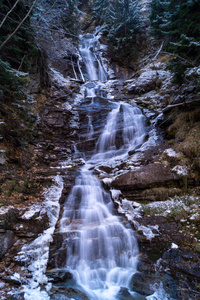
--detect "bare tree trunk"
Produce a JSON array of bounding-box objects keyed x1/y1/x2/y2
[
  {"x1": 0, "y1": 0, "x2": 38, "y2": 51},
  {"x1": 0, "y1": 0, "x2": 20, "y2": 29}
]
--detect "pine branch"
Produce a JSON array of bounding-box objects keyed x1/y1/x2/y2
[
  {"x1": 0, "y1": 0, "x2": 20, "y2": 29},
  {"x1": 0, "y1": 0, "x2": 38, "y2": 51}
]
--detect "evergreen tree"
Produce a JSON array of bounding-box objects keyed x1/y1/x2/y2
[
  {"x1": 150, "y1": 0, "x2": 200, "y2": 82},
  {"x1": 62, "y1": 0, "x2": 80, "y2": 35},
  {"x1": 92, "y1": 0, "x2": 109, "y2": 25},
  {"x1": 101, "y1": 0, "x2": 141, "y2": 63},
  {"x1": 0, "y1": 0, "x2": 37, "y2": 70}
]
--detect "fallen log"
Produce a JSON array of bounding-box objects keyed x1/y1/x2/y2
[{"x1": 163, "y1": 98, "x2": 200, "y2": 113}]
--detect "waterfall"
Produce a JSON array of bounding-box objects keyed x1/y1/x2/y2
[
  {"x1": 59, "y1": 32, "x2": 147, "y2": 299},
  {"x1": 79, "y1": 33, "x2": 107, "y2": 82}
]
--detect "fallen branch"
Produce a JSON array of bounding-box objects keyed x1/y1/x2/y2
[
  {"x1": 69, "y1": 78, "x2": 84, "y2": 84},
  {"x1": 77, "y1": 58, "x2": 85, "y2": 82},
  {"x1": 163, "y1": 98, "x2": 200, "y2": 113},
  {"x1": 152, "y1": 41, "x2": 164, "y2": 61},
  {"x1": 161, "y1": 51, "x2": 195, "y2": 67},
  {"x1": 71, "y1": 56, "x2": 78, "y2": 80}
]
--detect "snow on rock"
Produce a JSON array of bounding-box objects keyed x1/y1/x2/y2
[
  {"x1": 146, "y1": 282, "x2": 174, "y2": 300},
  {"x1": 103, "y1": 177, "x2": 113, "y2": 186},
  {"x1": 172, "y1": 165, "x2": 188, "y2": 176},
  {"x1": 163, "y1": 148, "x2": 179, "y2": 158},
  {"x1": 21, "y1": 205, "x2": 41, "y2": 220},
  {"x1": 111, "y1": 193, "x2": 159, "y2": 241},
  {"x1": 0, "y1": 206, "x2": 14, "y2": 215},
  {"x1": 15, "y1": 175, "x2": 63, "y2": 299},
  {"x1": 110, "y1": 189, "x2": 122, "y2": 200},
  {"x1": 49, "y1": 67, "x2": 71, "y2": 88},
  {"x1": 142, "y1": 195, "x2": 199, "y2": 218},
  {"x1": 134, "y1": 221, "x2": 160, "y2": 240},
  {"x1": 171, "y1": 243, "x2": 178, "y2": 249},
  {"x1": 123, "y1": 59, "x2": 175, "y2": 113}
]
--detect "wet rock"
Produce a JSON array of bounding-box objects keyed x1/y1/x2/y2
[
  {"x1": 51, "y1": 287, "x2": 89, "y2": 300},
  {"x1": 13, "y1": 212, "x2": 49, "y2": 238},
  {"x1": 0, "y1": 89, "x2": 5, "y2": 99},
  {"x1": 7, "y1": 293, "x2": 25, "y2": 300},
  {"x1": 124, "y1": 70, "x2": 171, "y2": 95},
  {"x1": 2, "y1": 276, "x2": 21, "y2": 286},
  {"x1": 160, "y1": 249, "x2": 200, "y2": 299},
  {"x1": 118, "y1": 287, "x2": 146, "y2": 300},
  {"x1": 48, "y1": 233, "x2": 65, "y2": 269},
  {"x1": 122, "y1": 187, "x2": 182, "y2": 202},
  {"x1": 130, "y1": 272, "x2": 156, "y2": 296},
  {"x1": 46, "y1": 268, "x2": 73, "y2": 283},
  {"x1": 162, "y1": 249, "x2": 200, "y2": 279},
  {"x1": 0, "y1": 231, "x2": 17, "y2": 259}
]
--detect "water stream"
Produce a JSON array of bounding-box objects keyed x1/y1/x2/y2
[
  {"x1": 10, "y1": 29, "x2": 173, "y2": 300},
  {"x1": 59, "y1": 32, "x2": 147, "y2": 299}
]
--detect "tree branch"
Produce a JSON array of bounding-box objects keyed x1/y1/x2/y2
[
  {"x1": 0, "y1": 0, "x2": 20, "y2": 29},
  {"x1": 0, "y1": 0, "x2": 38, "y2": 51}
]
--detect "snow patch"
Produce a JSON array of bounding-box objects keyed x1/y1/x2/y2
[
  {"x1": 172, "y1": 165, "x2": 188, "y2": 176},
  {"x1": 163, "y1": 148, "x2": 179, "y2": 158},
  {"x1": 0, "y1": 282, "x2": 5, "y2": 288},
  {"x1": 110, "y1": 189, "x2": 122, "y2": 200},
  {"x1": 49, "y1": 67, "x2": 70, "y2": 87},
  {"x1": 21, "y1": 205, "x2": 41, "y2": 220},
  {"x1": 103, "y1": 177, "x2": 113, "y2": 185},
  {"x1": 114, "y1": 197, "x2": 159, "y2": 240},
  {"x1": 0, "y1": 206, "x2": 14, "y2": 214},
  {"x1": 15, "y1": 175, "x2": 63, "y2": 299},
  {"x1": 134, "y1": 222, "x2": 160, "y2": 240},
  {"x1": 171, "y1": 243, "x2": 178, "y2": 249}
]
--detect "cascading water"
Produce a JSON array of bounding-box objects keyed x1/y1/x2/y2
[
  {"x1": 79, "y1": 33, "x2": 107, "y2": 82},
  {"x1": 59, "y1": 31, "x2": 147, "y2": 300}
]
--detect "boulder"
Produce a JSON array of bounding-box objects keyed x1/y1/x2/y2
[
  {"x1": 130, "y1": 272, "x2": 156, "y2": 296},
  {"x1": 46, "y1": 268, "x2": 73, "y2": 283},
  {"x1": 124, "y1": 70, "x2": 171, "y2": 95},
  {"x1": 112, "y1": 163, "x2": 181, "y2": 192}
]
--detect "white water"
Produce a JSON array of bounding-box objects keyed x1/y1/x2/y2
[
  {"x1": 79, "y1": 32, "x2": 107, "y2": 82},
  {"x1": 59, "y1": 33, "x2": 147, "y2": 299},
  {"x1": 94, "y1": 102, "x2": 146, "y2": 162}
]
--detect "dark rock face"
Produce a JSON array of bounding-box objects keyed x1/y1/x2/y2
[
  {"x1": 162, "y1": 249, "x2": 200, "y2": 280},
  {"x1": 112, "y1": 163, "x2": 180, "y2": 191},
  {"x1": 0, "y1": 231, "x2": 16, "y2": 259},
  {"x1": 48, "y1": 233, "x2": 65, "y2": 269},
  {"x1": 51, "y1": 287, "x2": 89, "y2": 300},
  {"x1": 7, "y1": 293, "x2": 25, "y2": 300},
  {"x1": 130, "y1": 272, "x2": 156, "y2": 296},
  {"x1": 112, "y1": 163, "x2": 183, "y2": 201},
  {"x1": 161, "y1": 249, "x2": 200, "y2": 300},
  {"x1": 46, "y1": 268, "x2": 73, "y2": 283}
]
